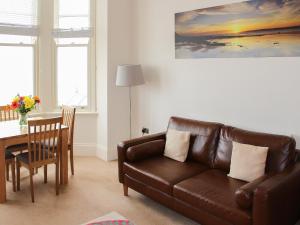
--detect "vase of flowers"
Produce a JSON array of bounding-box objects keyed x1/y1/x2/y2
[{"x1": 10, "y1": 95, "x2": 41, "y2": 126}]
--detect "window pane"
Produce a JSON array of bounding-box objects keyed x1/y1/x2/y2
[
  {"x1": 59, "y1": 0, "x2": 89, "y2": 15},
  {"x1": 57, "y1": 46, "x2": 88, "y2": 107},
  {"x1": 59, "y1": 17, "x2": 89, "y2": 29},
  {"x1": 58, "y1": 0, "x2": 89, "y2": 29},
  {"x1": 0, "y1": 46, "x2": 34, "y2": 105}
]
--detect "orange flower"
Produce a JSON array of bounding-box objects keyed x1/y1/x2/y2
[{"x1": 33, "y1": 96, "x2": 41, "y2": 104}]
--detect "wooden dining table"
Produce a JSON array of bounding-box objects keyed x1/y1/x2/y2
[{"x1": 0, "y1": 119, "x2": 69, "y2": 203}]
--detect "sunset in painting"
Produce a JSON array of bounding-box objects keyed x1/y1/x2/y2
[{"x1": 175, "y1": 0, "x2": 300, "y2": 58}]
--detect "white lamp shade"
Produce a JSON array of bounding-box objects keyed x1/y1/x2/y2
[{"x1": 116, "y1": 64, "x2": 145, "y2": 87}]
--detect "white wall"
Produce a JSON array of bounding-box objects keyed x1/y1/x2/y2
[
  {"x1": 106, "y1": 0, "x2": 134, "y2": 160},
  {"x1": 96, "y1": 0, "x2": 109, "y2": 160},
  {"x1": 131, "y1": 0, "x2": 300, "y2": 147},
  {"x1": 96, "y1": 0, "x2": 133, "y2": 160}
]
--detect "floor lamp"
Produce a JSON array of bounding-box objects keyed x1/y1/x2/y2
[{"x1": 116, "y1": 64, "x2": 145, "y2": 138}]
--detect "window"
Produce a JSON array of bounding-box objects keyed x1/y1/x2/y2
[
  {"x1": 0, "y1": 0, "x2": 38, "y2": 105},
  {"x1": 0, "y1": 46, "x2": 35, "y2": 105},
  {"x1": 54, "y1": 0, "x2": 94, "y2": 109}
]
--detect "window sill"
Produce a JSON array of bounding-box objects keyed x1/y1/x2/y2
[{"x1": 31, "y1": 111, "x2": 99, "y2": 117}]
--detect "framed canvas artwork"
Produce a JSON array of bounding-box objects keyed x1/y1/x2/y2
[{"x1": 175, "y1": 0, "x2": 300, "y2": 58}]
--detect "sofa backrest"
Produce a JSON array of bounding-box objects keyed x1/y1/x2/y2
[
  {"x1": 168, "y1": 117, "x2": 222, "y2": 167},
  {"x1": 214, "y1": 126, "x2": 296, "y2": 173}
]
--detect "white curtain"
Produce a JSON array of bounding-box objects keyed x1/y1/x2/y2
[{"x1": 0, "y1": 0, "x2": 38, "y2": 36}]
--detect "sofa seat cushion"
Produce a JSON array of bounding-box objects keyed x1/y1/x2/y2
[
  {"x1": 123, "y1": 156, "x2": 208, "y2": 195},
  {"x1": 174, "y1": 169, "x2": 252, "y2": 225}
]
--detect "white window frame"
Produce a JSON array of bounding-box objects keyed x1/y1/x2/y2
[
  {"x1": 0, "y1": 0, "x2": 39, "y2": 104},
  {"x1": 0, "y1": 40, "x2": 39, "y2": 101},
  {"x1": 53, "y1": 0, "x2": 96, "y2": 112}
]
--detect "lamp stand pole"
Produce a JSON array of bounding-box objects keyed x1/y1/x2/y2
[{"x1": 129, "y1": 86, "x2": 132, "y2": 139}]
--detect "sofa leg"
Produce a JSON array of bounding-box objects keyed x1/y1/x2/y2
[{"x1": 123, "y1": 184, "x2": 128, "y2": 196}]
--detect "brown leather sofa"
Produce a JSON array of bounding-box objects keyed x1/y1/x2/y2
[{"x1": 118, "y1": 117, "x2": 300, "y2": 225}]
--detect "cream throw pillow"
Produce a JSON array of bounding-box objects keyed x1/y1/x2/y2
[
  {"x1": 164, "y1": 129, "x2": 191, "y2": 162},
  {"x1": 228, "y1": 142, "x2": 268, "y2": 182}
]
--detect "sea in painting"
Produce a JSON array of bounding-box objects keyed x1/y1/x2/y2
[{"x1": 175, "y1": 0, "x2": 300, "y2": 58}]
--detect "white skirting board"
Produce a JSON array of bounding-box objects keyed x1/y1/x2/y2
[
  {"x1": 73, "y1": 143, "x2": 118, "y2": 161},
  {"x1": 73, "y1": 143, "x2": 97, "y2": 156}
]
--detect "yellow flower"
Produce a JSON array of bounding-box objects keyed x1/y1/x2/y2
[{"x1": 24, "y1": 96, "x2": 35, "y2": 109}]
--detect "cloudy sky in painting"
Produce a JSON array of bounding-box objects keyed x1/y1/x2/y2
[{"x1": 176, "y1": 0, "x2": 300, "y2": 36}]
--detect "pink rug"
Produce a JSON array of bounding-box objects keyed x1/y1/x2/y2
[
  {"x1": 82, "y1": 212, "x2": 134, "y2": 225},
  {"x1": 87, "y1": 220, "x2": 132, "y2": 225}
]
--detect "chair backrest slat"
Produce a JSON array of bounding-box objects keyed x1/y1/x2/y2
[
  {"x1": 47, "y1": 124, "x2": 51, "y2": 160},
  {"x1": 43, "y1": 124, "x2": 47, "y2": 160},
  {"x1": 62, "y1": 106, "x2": 76, "y2": 146},
  {"x1": 33, "y1": 125, "x2": 37, "y2": 163},
  {"x1": 27, "y1": 117, "x2": 62, "y2": 166},
  {"x1": 52, "y1": 123, "x2": 57, "y2": 156},
  {"x1": 0, "y1": 105, "x2": 19, "y2": 121}
]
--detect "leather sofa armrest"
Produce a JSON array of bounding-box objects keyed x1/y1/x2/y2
[
  {"x1": 235, "y1": 174, "x2": 272, "y2": 209},
  {"x1": 117, "y1": 132, "x2": 166, "y2": 183},
  {"x1": 126, "y1": 139, "x2": 165, "y2": 162},
  {"x1": 253, "y1": 163, "x2": 300, "y2": 225}
]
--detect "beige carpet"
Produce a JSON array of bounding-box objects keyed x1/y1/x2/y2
[{"x1": 0, "y1": 157, "x2": 198, "y2": 225}]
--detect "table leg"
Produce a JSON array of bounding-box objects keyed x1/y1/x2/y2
[
  {"x1": 60, "y1": 129, "x2": 69, "y2": 185},
  {"x1": 0, "y1": 141, "x2": 6, "y2": 203}
]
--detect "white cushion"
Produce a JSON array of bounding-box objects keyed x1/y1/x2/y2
[
  {"x1": 164, "y1": 129, "x2": 191, "y2": 162},
  {"x1": 228, "y1": 141, "x2": 268, "y2": 182}
]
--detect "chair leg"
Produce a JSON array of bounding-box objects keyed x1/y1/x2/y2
[
  {"x1": 44, "y1": 165, "x2": 47, "y2": 184},
  {"x1": 70, "y1": 147, "x2": 74, "y2": 175},
  {"x1": 55, "y1": 162, "x2": 59, "y2": 195},
  {"x1": 11, "y1": 161, "x2": 16, "y2": 192},
  {"x1": 123, "y1": 184, "x2": 128, "y2": 196},
  {"x1": 29, "y1": 168, "x2": 35, "y2": 203},
  {"x1": 6, "y1": 162, "x2": 9, "y2": 181},
  {"x1": 16, "y1": 160, "x2": 20, "y2": 191}
]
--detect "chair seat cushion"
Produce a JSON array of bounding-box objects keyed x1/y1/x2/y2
[
  {"x1": 5, "y1": 143, "x2": 28, "y2": 152},
  {"x1": 174, "y1": 169, "x2": 251, "y2": 225},
  {"x1": 16, "y1": 150, "x2": 53, "y2": 164},
  {"x1": 5, "y1": 151, "x2": 15, "y2": 160},
  {"x1": 123, "y1": 156, "x2": 208, "y2": 195}
]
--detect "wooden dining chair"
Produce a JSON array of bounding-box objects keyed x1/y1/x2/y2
[
  {"x1": 0, "y1": 105, "x2": 19, "y2": 121},
  {"x1": 62, "y1": 106, "x2": 76, "y2": 175},
  {"x1": 0, "y1": 106, "x2": 28, "y2": 154},
  {"x1": 16, "y1": 117, "x2": 62, "y2": 202},
  {"x1": 0, "y1": 105, "x2": 27, "y2": 190},
  {"x1": 5, "y1": 152, "x2": 16, "y2": 192}
]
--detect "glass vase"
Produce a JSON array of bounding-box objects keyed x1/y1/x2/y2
[{"x1": 19, "y1": 113, "x2": 28, "y2": 126}]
